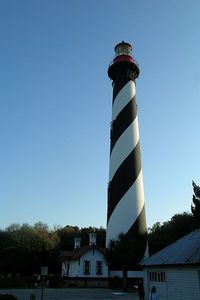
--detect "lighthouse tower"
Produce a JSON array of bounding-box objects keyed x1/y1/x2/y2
[{"x1": 106, "y1": 42, "x2": 148, "y2": 260}]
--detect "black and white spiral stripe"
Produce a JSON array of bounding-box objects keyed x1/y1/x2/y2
[{"x1": 106, "y1": 79, "x2": 147, "y2": 258}]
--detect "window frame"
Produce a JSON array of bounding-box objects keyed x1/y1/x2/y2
[
  {"x1": 96, "y1": 260, "x2": 103, "y2": 275},
  {"x1": 83, "y1": 260, "x2": 91, "y2": 275},
  {"x1": 149, "y1": 271, "x2": 166, "y2": 283}
]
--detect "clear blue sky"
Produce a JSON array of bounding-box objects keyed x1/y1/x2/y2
[{"x1": 0, "y1": 0, "x2": 200, "y2": 230}]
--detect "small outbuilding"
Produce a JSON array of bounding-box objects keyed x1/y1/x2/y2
[
  {"x1": 60, "y1": 233, "x2": 108, "y2": 287},
  {"x1": 141, "y1": 229, "x2": 200, "y2": 300}
]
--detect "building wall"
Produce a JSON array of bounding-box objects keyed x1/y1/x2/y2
[
  {"x1": 143, "y1": 268, "x2": 167, "y2": 300},
  {"x1": 78, "y1": 248, "x2": 108, "y2": 277},
  {"x1": 167, "y1": 268, "x2": 200, "y2": 300},
  {"x1": 62, "y1": 248, "x2": 108, "y2": 278},
  {"x1": 69, "y1": 260, "x2": 79, "y2": 277},
  {"x1": 62, "y1": 260, "x2": 79, "y2": 277},
  {"x1": 143, "y1": 267, "x2": 200, "y2": 300},
  {"x1": 62, "y1": 261, "x2": 68, "y2": 277}
]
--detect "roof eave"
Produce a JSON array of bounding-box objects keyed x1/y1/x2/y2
[{"x1": 142, "y1": 263, "x2": 200, "y2": 268}]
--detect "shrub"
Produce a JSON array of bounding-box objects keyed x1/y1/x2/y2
[{"x1": 0, "y1": 295, "x2": 18, "y2": 300}]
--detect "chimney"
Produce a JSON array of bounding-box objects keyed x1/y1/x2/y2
[
  {"x1": 74, "y1": 237, "x2": 81, "y2": 249},
  {"x1": 89, "y1": 233, "x2": 96, "y2": 246}
]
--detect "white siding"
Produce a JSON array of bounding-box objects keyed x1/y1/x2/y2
[
  {"x1": 62, "y1": 248, "x2": 108, "y2": 278},
  {"x1": 62, "y1": 261, "x2": 68, "y2": 276},
  {"x1": 61, "y1": 260, "x2": 79, "y2": 277},
  {"x1": 143, "y1": 270, "x2": 149, "y2": 300},
  {"x1": 167, "y1": 269, "x2": 200, "y2": 300},
  {"x1": 69, "y1": 260, "x2": 79, "y2": 277},
  {"x1": 78, "y1": 248, "x2": 108, "y2": 277},
  {"x1": 144, "y1": 269, "x2": 167, "y2": 300},
  {"x1": 144, "y1": 268, "x2": 200, "y2": 300}
]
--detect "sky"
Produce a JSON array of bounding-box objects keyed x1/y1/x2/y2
[{"x1": 0, "y1": 0, "x2": 200, "y2": 230}]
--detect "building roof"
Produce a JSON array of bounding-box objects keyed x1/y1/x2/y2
[
  {"x1": 141, "y1": 229, "x2": 200, "y2": 267},
  {"x1": 60, "y1": 245, "x2": 106, "y2": 261}
]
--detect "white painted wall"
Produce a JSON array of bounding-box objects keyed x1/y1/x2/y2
[
  {"x1": 143, "y1": 268, "x2": 168, "y2": 300},
  {"x1": 167, "y1": 268, "x2": 200, "y2": 300},
  {"x1": 78, "y1": 248, "x2": 108, "y2": 277},
  {"x1": 143, "y1": 267, "x2": 200, "y2": 300},
  {"x1": 62, "y1": 261, "x2": 68, "y2": 277},
  {"x1": 62, "y1": 248, "x2": 108, "y2": 278},
  {"x1": 69, "y1": 260, "x2": 79, "y2": 277},
  {"x1": 62, "y1": 260, "x2": 79, "y2": 277}
]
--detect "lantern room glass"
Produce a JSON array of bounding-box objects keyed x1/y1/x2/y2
[{"x1": 115, "y1": 44, "x2": 132, "y2": 57}]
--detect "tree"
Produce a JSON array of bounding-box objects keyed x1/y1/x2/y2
[
  {"x1": 106, "y1": 233, "x2": 142, "y2": 291},
  {"x1": 57, "y1": 225, "x2": 79, "y2": 250},
  {"x1": 191, "y1": 181, "x2": 200, "y2": 223},
  {"x1": 0, "y1": 222, "x2": 60, "y2": 275},
  {"x1": 57, "y1": 225, "x2": 106, "y2": 250},
  {"x1": 0, "y1": 222, "x2": 106, "y2": 275},
  {"x1": 148, "y1": 212, "x2": 199, "y2": 255}
]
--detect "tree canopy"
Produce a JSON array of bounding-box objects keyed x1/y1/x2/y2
[
  {"x1": 106, "y1": 233, "x2": 142, "y2": 291},
  {"x1": 0, "y1": 223, "x2": 106, "y2": 275},
  {"x1": 191, "y1": 181, "x2": 200, "y2": 223},
  {"x1": 1, "y1": 188, "x2": 200, "y2": 276},
  {"x1": 148, "y1": 212, "x2": 199, "y2": 255}
]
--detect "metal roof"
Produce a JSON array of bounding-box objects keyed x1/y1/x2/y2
[{"x1": 141, "y1": 229, "x2": 200, "y2": 266}]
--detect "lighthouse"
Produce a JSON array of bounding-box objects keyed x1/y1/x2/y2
[{"x1": 106, "y1": 42, "x2": 148, "y2": 260}]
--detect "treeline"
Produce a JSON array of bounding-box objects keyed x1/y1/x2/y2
[
  {"x1": 0, "y1": 222, "x2": 106, "y2": 275},
  {"x1": 148, "y1": 212, "x2": 199, "y2": 255},
  {"x1": 0, "y1": 212, "x2": 199, "y2": 275},
  {"x1": 149, "y1": 181, "x2": 200, "y2": 255}
]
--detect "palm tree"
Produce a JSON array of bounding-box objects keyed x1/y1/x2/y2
[{"x1": 106, "y1": 233, "x2": 142, "y2": 291}]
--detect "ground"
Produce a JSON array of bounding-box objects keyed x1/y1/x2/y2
[{"x1": 0, "y1": 288, "x2": 139, "y2": 300}]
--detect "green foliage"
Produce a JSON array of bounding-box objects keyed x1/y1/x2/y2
[
  {"x1": 0, "y1": 222, "x2": 106, "y2": 275},
  {"x1": 2, "y1": 206, "x2": 198, "y2": 278},
  {"x1": 56, "y1": 225, "x2": 106, "y2": 250},
  {"x1": 106, "y1": 233, "x2": 143, "y2": 291},
  {"x1": 0, "y1": 222, "x2": 60, "y2": 275},
  {"x1": 191, "y1": 181, "x2": 200, "y2": 223},
  {"x1": 106, "y1": 233, "x2": 141, "y2": 269},
  {"x1": 56, "y1": 225, "x2": 79, "y2": 250},
  {"x1": 0, "y1": 276, "x2": 35, "y2": 289},
  {"x1": 0, "y1": 295, "x2": 18, "y2": 300},
  {"x1": 148, "y1": 212, "x2": 199, "y2": 255},
  {"x1": 4, "y1": 222, "x2": 60, "y2": 252},
  {"x1": 80, "y1": 226, "x2": 106, "y2": 248}
]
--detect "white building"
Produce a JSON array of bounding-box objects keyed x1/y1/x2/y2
[
  {"x1": 60, "y1": 233, "x2": 108, "y2": 287},
  {"x1": 141, "y1": 229, "x2": 200, "y2": 300}
]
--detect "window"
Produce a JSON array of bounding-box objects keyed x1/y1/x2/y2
[
  {"x1": 160, "y1": 272, "x2": 165, "y2": 282},
  {"x1": 83, "y1": 260, "x2": 90, "y2": 275},
  {"x1": 149, "y1": 271, "x2": 165, "y2": 282},
  {"x1": 96, "y1": 260, "x2": 103, "y2": 275}
]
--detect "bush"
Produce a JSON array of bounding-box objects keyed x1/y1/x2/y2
[
  {"x1": 0, "y1": 276, "x2": 34, "y2": 288},
  {"x1": 0, "y1": 295, "x2": 18, "y2": 300}
]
